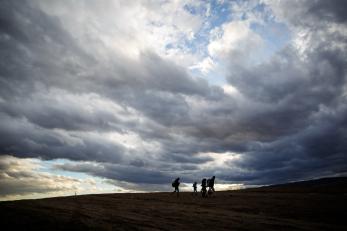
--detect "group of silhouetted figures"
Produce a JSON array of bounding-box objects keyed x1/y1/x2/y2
[{"x1": 171, "y1": 176, "x2": 215, "y2": 198}]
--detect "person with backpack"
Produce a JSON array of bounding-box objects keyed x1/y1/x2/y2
[
  {"x1": 209, "y1": 176, "x2": 216, "y2": 192},
  {"x1": 201, "y1": 178, "x2": 207, "y2": 198},
  {"x1": 172, "y1": 177, "x2": 180, "y2": 197},
  {"x1": 206, "y1": 176, "x2": 216, "y2": 197},
  {"x1": 192, "y1": 182, "x2": 198, "y2": 196}
]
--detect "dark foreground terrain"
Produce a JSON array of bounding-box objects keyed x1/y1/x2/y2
[{"x1": 1, "y1": 177, "x2": 347, "y2": 231}]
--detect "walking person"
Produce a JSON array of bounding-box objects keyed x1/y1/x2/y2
[
  {"x1": 207, "y1": 176, "x2": 216, "y2": 197},
  {"x1": 209, "y1": 176, "x2": 216, "y2": 192},
  {"x1": 192, "y1": 182, "x2": 198, "y2": 196},
  {"x1": 201, "y1": 178, "x2": 207, "y2": 198},
  {"x1": 172, "y1": 177, "x2": 180, "y2": 197}
]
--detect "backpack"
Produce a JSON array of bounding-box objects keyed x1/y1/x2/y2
[
  {"x1": 172, "y1": 179, "x2": 179, "y2": 187},
  {"x1": 202, "y1": 178, "x2": 207, "y2": 187}
]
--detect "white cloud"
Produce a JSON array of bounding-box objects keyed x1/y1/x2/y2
[
  {"x1": 222, "y1": 84, "x2": 239, "y2": 96},
  {"x1": 189, "y1": 56, "x2": 215, "y2": 74},
  {"x1": 34, "y1": 0, "x2": 204, "y2": 67},
  {"x1": 208, "y1": 20, "x2": 263, "y2": 60}
]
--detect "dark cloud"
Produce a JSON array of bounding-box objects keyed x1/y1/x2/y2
[
  {"x1": 290, "y1": 0, "x2": 347, "y2": 25},
  {"x1": 221, "y1": 0, "x2": 347, "y2": 184},
  {"x1": 307, "y1": 0, "x2": 347, "y2": 23},
  {"x1": 0, "y1": 113, "x2": 125, "y2": 162},
  {"x1": 54, "y1": 162, "x2": 172, "y2": 184},
  {"x1": 269, "y1": 0, "x2": 347, "y2": 30},
  {"x1": 0, "y1": 0, "x2": 346, "y2": 193}
]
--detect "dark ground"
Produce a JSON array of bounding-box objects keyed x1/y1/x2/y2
[{"x1": 1, "y1": 177, "x2": 347, "y2": 231}]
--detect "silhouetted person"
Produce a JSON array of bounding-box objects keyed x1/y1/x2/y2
[
  {"x1": 208, "y1": 176, "x2": 215, "y2": 192},
  {"x1": 193, "y1": 182, "x2": 198, "y2": 195},
  {"x1": 172, "y1": 177, "x2": 180, "y2": 197},
  {"x1": 201, "y1": 178, "x2": 207, "y2": 197}
]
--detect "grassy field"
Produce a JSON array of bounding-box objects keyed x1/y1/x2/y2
[{"x1": 1, "y1": 178, "x2": 346, "y2": 230}]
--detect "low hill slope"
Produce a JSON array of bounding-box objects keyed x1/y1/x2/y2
[{"x1": 0, "y1": 177, "x2": 346, "y2": 230}]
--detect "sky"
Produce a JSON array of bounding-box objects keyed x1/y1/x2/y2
[{"x1": 0, "y1": 0, "x2": 347, "y2": 201}]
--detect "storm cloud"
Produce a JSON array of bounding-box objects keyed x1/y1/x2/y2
[{"x1": 0, "y1": 0, "x2": 347, "y2": 197}]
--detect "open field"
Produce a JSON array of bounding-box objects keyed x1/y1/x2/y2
[{"x1": 1, "y1": 177, "x2": 346, "y2": 230}]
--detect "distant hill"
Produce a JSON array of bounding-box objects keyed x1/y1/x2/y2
[{"x1": 241, "y1": 177, "x2": 347, "y2": 193}]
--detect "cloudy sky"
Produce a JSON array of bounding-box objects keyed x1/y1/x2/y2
[{"x1": 1, "y1": 0, "x2": 347, "y2": 200}]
